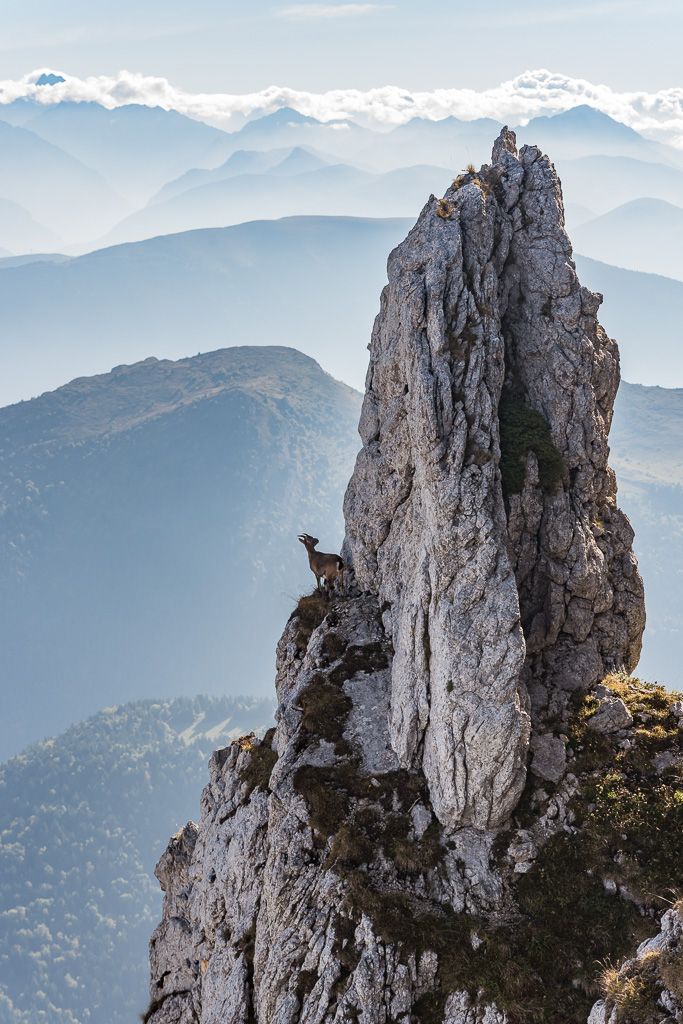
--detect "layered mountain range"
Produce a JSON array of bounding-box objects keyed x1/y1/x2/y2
[
  {"x1": 1, "y1": 98, "x2": 683, "y2": 281},
  {"x1": 1, "y1": 216, "x2": 682, "y2": 411},
  {"x1": 143, "y1": 132, "x2": 681, "y2": 1023}
]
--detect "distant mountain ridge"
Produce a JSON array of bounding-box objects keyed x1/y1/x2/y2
[
  {"x1": 17, "y1": 101, "x2": 238, "y2": 203},
  {"x1": 0, "y1": 117, "x2": 128, "y2": 243},
  {"x1": 149, "y1": 145, "x2": 335, "y2": 205},
  {"x1": 0, "y1": 216, "x2": 681, "y2": 411},
  {"x1": 0, "y1": 346, "x2": 361, "y2": 759},
  {"x1": 611, "y1": 382, "x2": 683, "y2": 689},
  {"x1": 573, "y1": 198, "x2": 683, "y2": 281},
  {"x1": 0, "y1": 216, "x2": 412, "y2": 405},
  {"x1": 96, "y1": 160, "x2": 451, "y2": 247},
  {"x1": 517, "y1": 104, "x2": 683, "y2": 167},
  {"x1": 2, "y1": 99, "x2": 683, "y2": 258}
]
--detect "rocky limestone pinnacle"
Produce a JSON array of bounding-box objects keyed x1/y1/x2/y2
[
  {"x1": 343, "y1": 124, "x2": 644, "y2": 828},
  {"x1": 144, "y1": 130, "x2": 647, "y2": 1024}
]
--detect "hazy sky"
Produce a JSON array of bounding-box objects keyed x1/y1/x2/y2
[{"x1": 1, "y1": 0, "x2": 681, "y2": 95}]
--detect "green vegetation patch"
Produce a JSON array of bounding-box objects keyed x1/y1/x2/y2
[
  {"x1": 293, "y1": 760, "x2": 442, "y2": 877},
  {"x1": 498, "y1": 390, "x2": 565, "y2": 497},
  {"x1": 300, "y1": 675, "x2": 353, "y2": 754},
  {"x1": 294, "y1": 675, "x2": 682, "y2": 1024},
  {"x1": 569, "y1": 674, "x2": 683, "y2": 903},
  {"x1": 296, "y1": 628, "x2": 389, "y2": 757},
  {"x1": 339, "y1": 822, "x2": 647, "y2": 1024},
  {"x1": 290, "y1": 596, "x2": 681, "y2": 1021},
  {"x1": 238, "y1": 728, "x2": 279, "y2": 799},
  {"x1": 290, "y1": 590, "x2": 330, "y2": 650}
]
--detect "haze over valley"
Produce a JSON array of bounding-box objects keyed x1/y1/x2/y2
[
  {"x1": 1, "y1": 74, "x2": 682, "y2": 754},
  {"x1": 1, "y1": 47, "x2": 682, "y2": 1024}
]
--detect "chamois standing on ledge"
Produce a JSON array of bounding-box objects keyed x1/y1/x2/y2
[{"x1": 298, "y1": 534, "x2": 345, "y2": 601}]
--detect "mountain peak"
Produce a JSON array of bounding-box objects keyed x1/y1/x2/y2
[
  {"x1": 35, "y1": 72, "x2": 65, "y2": 86},
  {"x1": 523, "y1": 104, "x2": 643, "y2": 139},
  {"x1": 242, "y1": 105, "x2": 322, "y2": 130},
  {"x1": 141, "y1": 133, "x2": 677, "y2": 1024}
]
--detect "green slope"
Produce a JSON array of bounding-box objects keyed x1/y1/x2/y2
[{"x1": 0, "y1": 695, "x2": 274, "y2": 1024}]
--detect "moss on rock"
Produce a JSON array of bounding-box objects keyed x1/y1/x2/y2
[
  {"x1": 498, "y1": 390, "x2": 565, "y2": 497},
  {"x1": 295, "y1": 674, "x2": 682, "y2": 1024}
]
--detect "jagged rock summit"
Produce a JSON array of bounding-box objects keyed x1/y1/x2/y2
[
  {"x1": 343, "y1": 124, "x2": 644, "y2": 833},
  {"x1": 144, "y1": 131, "x2": 656, "y2": 1024}
]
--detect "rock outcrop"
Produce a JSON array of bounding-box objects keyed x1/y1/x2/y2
[
  {"x1": 144, "y1": 131, "x2": 657, "y2": 1024},
  {"x1": 344, "y1": 126, "x2": 644, "y2": 833}
]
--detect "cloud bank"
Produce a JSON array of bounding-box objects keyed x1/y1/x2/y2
[{"x1": 3, "y1": 68, "x2": 683, "y2": 148}]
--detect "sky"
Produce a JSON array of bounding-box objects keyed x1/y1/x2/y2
[{"x1": 1, "y1": 0, "x2": 682, "y2": 98}]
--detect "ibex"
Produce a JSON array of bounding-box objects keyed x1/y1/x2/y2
[{"x1": 298, "y1": 533, "x2": 345, "y2": 601}]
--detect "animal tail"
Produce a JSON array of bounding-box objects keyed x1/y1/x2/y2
[{"x1": 336, "y1": 556, "x2": 345, "y2": 570}]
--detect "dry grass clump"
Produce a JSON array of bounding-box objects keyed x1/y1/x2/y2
[
  {"x1": 238, "y1": 728, "x2": 278, "y2": 798},
  {"x1": 598, "y1": 939, "x2": 683, "y2": 1024},
  {"x1": 290, "y1": 590, "x2": 329, "y2": 650}
]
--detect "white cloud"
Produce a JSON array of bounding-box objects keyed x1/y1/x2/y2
[
  {"x1": 277, "y1": 3, "x2": 392, "y2": 17},
  {"x1": 3, "y1": 68, "x2": 683, "y2": 150}
]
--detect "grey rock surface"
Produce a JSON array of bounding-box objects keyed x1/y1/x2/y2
[
  {"x1": 344, "y1": 127, "x2": 644, "y2": 831},
  {"x1": 529, "y1": 733, "x2": 567, "y2": 782},
  {"x1": 587, "y1": 692, "x2": 633, "y2": 734},
  {"x1": 144, "y1": 130, "x2": 647, "y2": 1024},
  {"x1": 145, "y1": 597, "x2": 505, "y2": 1024},
  {"x1": 343, "y1": 155, "x2": 530, "y2": 830}
]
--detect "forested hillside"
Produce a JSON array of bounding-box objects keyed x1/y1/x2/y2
[{"x1": 0, "y1": 695, "x2": 274, "y2": 1024}]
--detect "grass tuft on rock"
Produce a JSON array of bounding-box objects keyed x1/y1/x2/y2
[
  {"x1": 239, "y1": 735, "x2": 278, "y2": 799},
  {"x1": 290, "y1": 590, "x2": 329, "y2": 650},
  {"x1": 300, "y1": 675, "x2": 353, "y2": 752}
]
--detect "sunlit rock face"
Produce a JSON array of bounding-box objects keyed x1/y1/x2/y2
[
  {"x1": 344, "y1": 126, "x2": 644, "y2": 830},
  {"x1": 144, "y1": 131, "x2": 646, "y2": 1024}
]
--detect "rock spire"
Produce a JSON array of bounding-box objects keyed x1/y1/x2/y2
[{"x1": 143, "y1": 129, "x2": 647, "y2": 1024}]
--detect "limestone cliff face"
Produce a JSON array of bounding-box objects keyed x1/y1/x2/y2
[
  {"x1": 343, "y1": 127, "x2": 643, "y2": 831},
  {"x1": 144, "y1": 132, "x2": 651, "y2": 1024}
]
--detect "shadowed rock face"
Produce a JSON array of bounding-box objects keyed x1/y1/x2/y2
[
  {"x1": 144, "y1": 132, "x2": 647, "y2": 1024},
  {"x1": 343, "y1": 126, "x2": 644, "y2": 830},
  {"x1": 495, "y1": 135, "x2": 644, "y2": 714}
]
